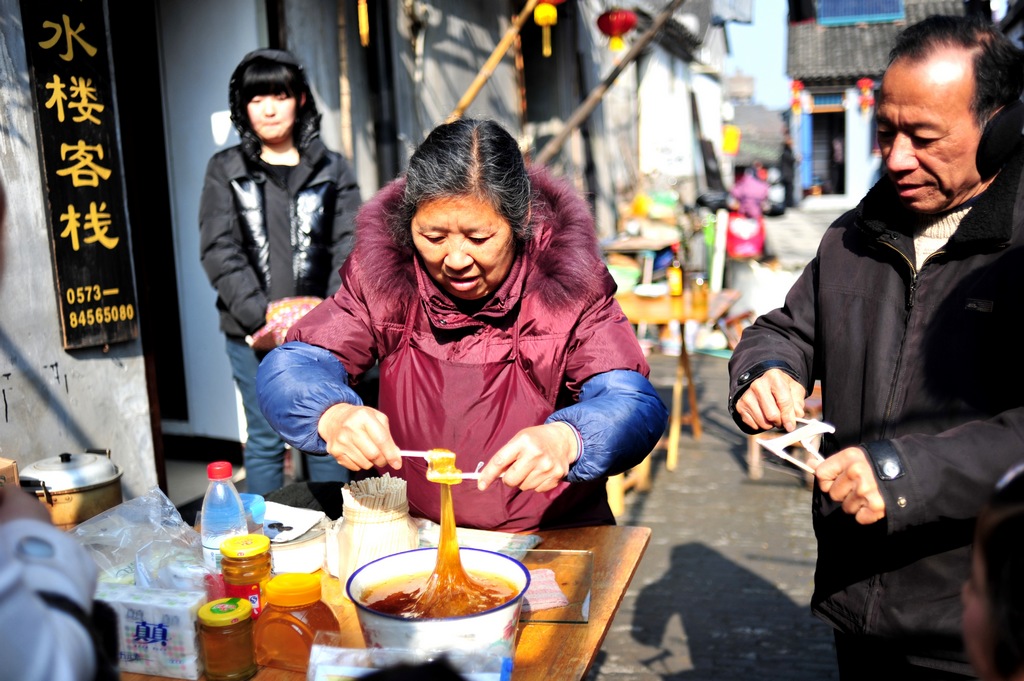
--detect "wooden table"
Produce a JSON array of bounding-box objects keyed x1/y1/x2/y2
[
  {"x1": 607, "y1": 289, "x2": 740, "y2": 514},
  {"x1": 121, "y1": 524, "x2": 651, "y2": 681}
]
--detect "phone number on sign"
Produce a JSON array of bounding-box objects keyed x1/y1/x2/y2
[{"x1": 68, "y1": 304, "x2": 135, "y2": 328}]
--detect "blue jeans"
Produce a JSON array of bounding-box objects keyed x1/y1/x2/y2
[{"x1": 224, "y1": 337, "x2": 349, "y2": 495}]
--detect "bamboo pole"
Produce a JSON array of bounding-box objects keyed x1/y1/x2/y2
[
  {"x1": 447, "y1": 0, "x2": 541, "y2": 123},
  {"x1": 534, "y1": 0, "x2": 686, "y2": 166}
]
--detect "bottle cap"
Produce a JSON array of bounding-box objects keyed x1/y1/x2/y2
[
  {"x1": 221, "y1": 533, "x2": 271, "y2": 558},
  {"x1": 207, "y1": 461, "x2": 233, "y2": 480},
  {"x1": 198, "y1": 597, "x2": 252, "y2": 626},
  {"x1": 265, "y1": 573, "x2": 322, "y2": 606}
]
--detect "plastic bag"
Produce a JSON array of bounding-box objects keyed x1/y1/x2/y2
[
  {"x1": 725, "y1": 212, "x2": 765, "y2": 259},
  {"x1": 70, "y1": 486, "x2": 214, "y2": 595}
]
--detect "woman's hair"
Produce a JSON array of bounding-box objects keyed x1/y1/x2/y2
[
  {"x1": 237, "y1": 59, "x2": 304, "y2": 103},
  {"x1": 975, "y1": 463, "x2": 1024, "y2": 678},
  {"x1": 228, "y1": 49, "x2": 321, "y2": 160},
  {"x1": 388, "y1": 118, "x2": 533, "y2": 249}
]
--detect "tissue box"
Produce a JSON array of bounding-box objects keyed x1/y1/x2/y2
[{"x1": 95, "y1": 582, "x2": 206, "y2": 679}]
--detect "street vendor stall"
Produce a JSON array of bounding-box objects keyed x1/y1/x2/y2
[{"x1": 120, "y1": 524, "x2": 650, "y2": 681}]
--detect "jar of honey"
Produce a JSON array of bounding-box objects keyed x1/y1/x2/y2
[
  {"x1": 220, "y1": 534, "x2": 271, "y2": 618},
  {"x1": 197, "y1": 597, "x2": 257, "y2": 681},
  {"x1": 253, "y1": 572, "x2": 340, "y2": 672}
]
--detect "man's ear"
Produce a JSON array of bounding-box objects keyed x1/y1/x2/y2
[{"x1": 976, "y1": 100, "x2": 1024, "y2": 179}]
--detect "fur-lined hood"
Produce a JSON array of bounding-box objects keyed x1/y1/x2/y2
[{"x1": 351, "y1": 165, "x2": 609, "y2": 314}]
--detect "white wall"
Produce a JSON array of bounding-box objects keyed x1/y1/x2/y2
[
  {"x1": 156, "y1": 0, "x2": 267, "y2": 442},
  {"x1": 0, "y1": 0, "x2": 156, "y2": 498},
  {"x1": 844, "y1": 87, "x2": 880, "y2": 200}
]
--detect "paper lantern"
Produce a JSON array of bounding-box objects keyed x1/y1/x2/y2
[
  {"x1": 534, "y1": 0, "x2": 566, "y2": 58},
  {"x1": 358, "y1": 0, "x2": 369, "y2": 47},
  {"x1": 857, "y1": 77, "x2": 875, "y2": 113},
  {"x1": 790, "y1": 80, "x2": 804, "y2": 115},
  {"x1": 597, "y1": 8, "x2": 638, "y2": 52}
]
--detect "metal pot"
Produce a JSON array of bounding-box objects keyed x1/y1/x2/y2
[{"x1": 19, "y1": 449, "x2": 123, "y2": 529}]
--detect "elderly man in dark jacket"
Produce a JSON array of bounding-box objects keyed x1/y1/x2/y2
[{"x1": 729, "y1": 16, "x2": 1024, "y2": 679}]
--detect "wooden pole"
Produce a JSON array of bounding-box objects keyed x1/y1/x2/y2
[
  {"x1": 534, "y1": 0, "x2": 686, "y2": 166},
  {"x1": 447, "y1": 0, "x2": 541, "y2": 123}
]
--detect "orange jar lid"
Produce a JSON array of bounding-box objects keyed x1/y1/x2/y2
[
  {"x1": 265, "y1": 573, "x2": 321, "y2": 606},
  {"x1": 220, "y1": 533, "x2": 271, "y2": 558}
]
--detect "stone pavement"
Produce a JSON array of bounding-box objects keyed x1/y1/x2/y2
[{"x1": 586, "y1": 203, "x2": 851, "y2": 681}]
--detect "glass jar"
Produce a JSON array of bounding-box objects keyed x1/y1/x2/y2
[
  {"x1": 253, "y1": 573, "x2": 340, "y2": 672},
  {"x1": 220, "y1": 534, "x2": 271, "y2": 618},
  {"x1": 197, "y1": 598, "x2": 257, "y2": 681}
]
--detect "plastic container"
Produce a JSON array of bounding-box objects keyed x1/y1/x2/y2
[
  {"x1": 220, "y1": 534, "x2": 272, "y2": 618},
  {"x1": 346, "y1": 547, "x2": 529, "y2": 659},
  {"x1": 200, "y1": 461, "x2": 248, "y2": 573},
  {"x1": 197, "y1": 597, "x2": 258, "y2": 681},
  {"x1": 238, "y1": 493, "x2": 266, "y2": 535},
  {"x1": 254, "y1": 573, "x2": 340, "y2": 672}
]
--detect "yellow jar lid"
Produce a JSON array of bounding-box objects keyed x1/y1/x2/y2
[
  {"x1": 198, "y1": 597, "x2": 252, "y2": 626},
  {"x1": 220, "y1": 533, "x2": 271, "y2": 558},
  {"x1": 265, "y1": 573, "x2": 321, "y2": 606}
]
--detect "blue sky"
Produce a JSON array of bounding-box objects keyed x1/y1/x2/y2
[{"x1": 724, "y1": 0, "x2": 790, "y2": 110}]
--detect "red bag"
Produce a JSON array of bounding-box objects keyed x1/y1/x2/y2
[{"x1": 725, "y1": 212, "x2": 765, "y2": 259}]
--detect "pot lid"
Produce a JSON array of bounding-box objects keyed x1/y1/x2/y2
[{"x1": 19, "y1": 452, "x2": 122, "y2": 491}]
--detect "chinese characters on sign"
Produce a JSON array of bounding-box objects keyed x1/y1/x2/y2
[{"x1": 20, "y1": 0, "x2": 139, "y2": 349}]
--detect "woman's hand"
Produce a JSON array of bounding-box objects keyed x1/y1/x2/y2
[
  {"x1": 476, "y1": 422, "x2": 578, "y2": 493},
  {"x1": 317, "y1": 403, "x2": 403, "y2": 471}
]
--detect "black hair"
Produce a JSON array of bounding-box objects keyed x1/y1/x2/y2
[
  {"x1": 228, "y1": 49, "x2": 321, "y2": 161},
  {"x1": 888, "y1": 14, "x2": 1024, "y2": 126},
  {"x1": 388, "y1": 118, "x2": 533, "y2": 249},
  {"x1": 237, "y1": 59, "x2": 304, "y2": 104},
  {"x1": 975, "y1": 463, "x2": 1024, "y2": 678}
]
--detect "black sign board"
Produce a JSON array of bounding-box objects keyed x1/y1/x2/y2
[{"x1": 19, "y1": 0, "x2": 138, "y2": 349}]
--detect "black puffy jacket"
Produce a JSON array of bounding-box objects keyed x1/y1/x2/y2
[
  {"x1": 198, "y1": 49, "x2": 361, "y2": 338},
  {"x1": 729, "y1": 148, "x2": 1024, "y2": 668}
]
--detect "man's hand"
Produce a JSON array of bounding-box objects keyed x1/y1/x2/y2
[
  {"x1": 734, "y1": 369, "x2": 806, "y2": 432},
  {"x1": 813, "y1": 446, "x2": 887, "y2": 525},
  {"x1": 476, "y1": 423, "x2": 577, "y2": 493},
  {"x1": 317, "y1": 403, "x2": 403, "y2": 471}
]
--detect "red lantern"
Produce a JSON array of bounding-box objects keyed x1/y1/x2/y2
[
  {"x1": 790, "y1": 80, "x2": 804, "y2": 115},
  {"x1": 597, "y1": 8, "x2": 638, "y2": 52},
  {"x1": 857, "y1": 77, "x2": 875, "y2": 113},
  {"x1": 535, "y1": 0, "x2": 567, "y2": 58}
]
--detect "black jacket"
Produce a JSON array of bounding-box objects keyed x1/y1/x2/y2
[
  {"x1": 198, "y1": 49, "x2": 361, "y2": 338},
  {"x1": 729, "y1": 148, "x2": 1024, "y2": 667}
]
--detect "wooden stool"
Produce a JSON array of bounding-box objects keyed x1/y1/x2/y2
[{"x1": 747, "y1": 384, "x2": 822, "y2": 486}]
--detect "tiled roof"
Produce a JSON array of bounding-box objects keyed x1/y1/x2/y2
[
  {"x1": 787, "y1": 0, "x2": 964, "y2": 84},
  {"x1": 633, "y1": 0, "x2": 709, "y2": 58}
]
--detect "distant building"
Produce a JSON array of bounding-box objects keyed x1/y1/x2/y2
[
  {"x1": 785, "y1": 0, "x2": 963, "y2": 200},
  {"x1": 724, "y1": 72, "x2": 755, "y2": 103}
]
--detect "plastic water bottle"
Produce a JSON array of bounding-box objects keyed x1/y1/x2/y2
[{"x1": 201, "y1": 461, "x2": 248, "y2": 573}]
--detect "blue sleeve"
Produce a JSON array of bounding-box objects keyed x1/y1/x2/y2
[
  {"x1": 256, "y1": 341, "x2": 363, "y2": 454},
  {"x1": 546, "y1": 369, "x2": 668, "y2": 482}
]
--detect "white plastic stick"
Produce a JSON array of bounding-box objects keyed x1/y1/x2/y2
[{"x1": 756, "y1": 418, "x2": 835, "y2": 473}]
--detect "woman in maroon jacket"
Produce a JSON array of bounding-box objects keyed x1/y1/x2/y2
[{"x1": 257, "y1": 118, "x2": 667, "y2": 532}]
